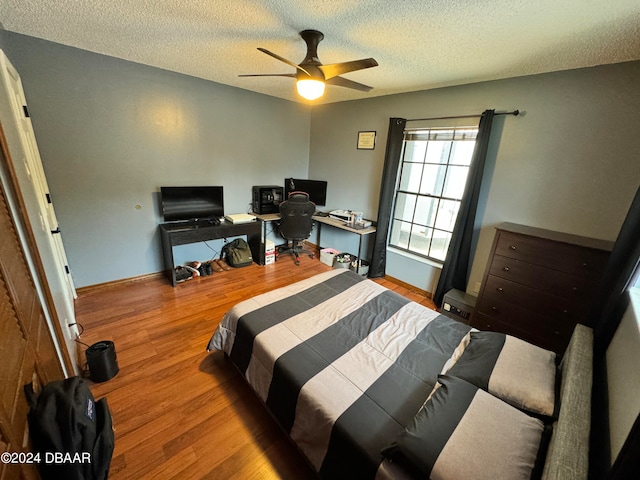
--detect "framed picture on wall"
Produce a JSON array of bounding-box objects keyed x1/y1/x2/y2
[{"x1": 357, "y1": 131, "x2": 376, "y2": 150}]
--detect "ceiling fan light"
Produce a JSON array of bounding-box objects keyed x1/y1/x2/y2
[{"x1": 296, "y1": 79, "x2": 325, "y2": 100}]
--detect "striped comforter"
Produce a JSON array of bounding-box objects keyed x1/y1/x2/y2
[{"x1": 207, "y1": 269, "x2": 472, "y2": 479}]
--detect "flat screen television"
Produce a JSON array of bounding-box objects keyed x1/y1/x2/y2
[
  {"x1": 160, "y1": 186, "x2": 224, "y2": 222},
  {"x1": 284, "y1": 178, "x2": 328, "y2": 206}
]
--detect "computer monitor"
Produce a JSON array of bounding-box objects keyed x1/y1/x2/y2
[
  {"x1": 160, "y1": 186, "x2": 224, "y2": 222},
  {"x1": 284, "y1": 178, "x2": 328, "y2": 206}
]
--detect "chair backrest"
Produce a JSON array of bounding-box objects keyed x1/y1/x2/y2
[{"x1": 279, "y1": 192, "x2": 316, "y2": 241}]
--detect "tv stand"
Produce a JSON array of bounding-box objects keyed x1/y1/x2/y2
[{"x1": 159, "y1": 220, "x2": 261, "y2": 286}]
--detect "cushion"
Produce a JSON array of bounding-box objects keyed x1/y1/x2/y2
[
  {"x1": 382, "y1": 376, "x2": 545, "y2": 480},
  {"x1": 447, "y1": 331, "x2": 557, "y2": 417},
  {"x1": 541, "y1": 324, "x2": 593, "y2": 480}
]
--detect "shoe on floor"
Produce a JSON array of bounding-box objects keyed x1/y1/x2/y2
[
  {"x1": 215, "y1": 259, "x2": 231, "y2": 271},
  {"x1": 201, "y1": 261, "x2": 214, "y2": 275},
  {"x1": 197, "y1": 262, "x2": 210, "y2": 276},
  {"x1": 206, "y1": 262, "x2": 214, "y2": 275},
  {"x1": 206, "y1": 260, "x2": 223, "y2": 272},
  {"x1": 184, "y1": 264, "x2": 200, "y2": 277},
  {"x1": 175, "y1": 266, "x2": 193, "y2": 282}
]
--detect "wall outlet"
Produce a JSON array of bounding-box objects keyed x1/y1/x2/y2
[
  {"x1": 65, "y1": 319, "x2": 79, "y2": 339},
  {"x1": 473, "y1": 282, "x2": 481, "y2": 294}
]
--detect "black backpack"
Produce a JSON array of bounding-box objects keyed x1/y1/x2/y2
[
  {"x1": 24, "y1": 376, "x2": 114, "y2": 480},
  {"x1": 222, "y1": 238, "x2": 253, "y2": 267}
]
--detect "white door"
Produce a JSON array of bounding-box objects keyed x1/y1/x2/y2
[{"x1": 0, "y1": 50, "x2": 78, "y2": 342}]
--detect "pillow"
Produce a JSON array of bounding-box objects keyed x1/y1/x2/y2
[
  {"x1": 447, "y1": 331, "x2": 557, "y2": 417},
  {"x1": 381, "y1": 376, "x2": 545, "y2": 480}
]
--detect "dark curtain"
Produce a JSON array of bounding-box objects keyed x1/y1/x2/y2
[
  {"x1": 369, "y1": 117, "x2": 406, "y2": 278},
  {"x1": 433, "y1": 109, "x2": 495, "y2": 306}
]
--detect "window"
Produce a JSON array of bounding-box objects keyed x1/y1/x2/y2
[
  {"x1": 631, "y1": 264, "x2": 640, "y2": 290},
  {"x1": 389, "y1": 127, "x2": 478, "y2": 262}
]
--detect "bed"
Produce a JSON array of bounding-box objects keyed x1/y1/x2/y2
[{"x1": 207, "y1": 269, "x2": 592, "y2": 480}]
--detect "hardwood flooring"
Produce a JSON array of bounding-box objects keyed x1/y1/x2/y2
[{"x1": 75, "y1": 256, "x2": 436, "y2": 480}]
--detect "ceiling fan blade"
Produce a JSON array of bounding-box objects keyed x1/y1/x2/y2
[
  {"x1": 238, "y1": 73, "x2": 296, "y2": 78},
  {"x1": 318, "y1": 58, "x2": 378, "y2": 80},
  {"x1": 242, "y1": 32, "x2": 377, "y2": 95},
  {"x1": 326, "y1": 75, "x2": 374, "y2": 92},
  {"x1": 257, "y1": 48, "x2": 310, "y2": 76}
]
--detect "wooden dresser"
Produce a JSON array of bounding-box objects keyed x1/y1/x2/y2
[{"x1": 472, "y1": 223, "x2": 614, "y2": 354}]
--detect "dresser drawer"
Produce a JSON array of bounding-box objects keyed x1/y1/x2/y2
[
  {"x1": 471, "y1": 312, "x2": 568, "y2": 353},
  {"x1": 482, "y1": 275, "x2": 588, "y2": 322},
  {"x1": 475, "y1": 294, "x2": 575, "y2": 343},
  {"x1": 488, "y1": 256, "x2": 597, "y2": 305},
  {"x1": 495, "y1": 231, "x2": 609, "y2": 277}
]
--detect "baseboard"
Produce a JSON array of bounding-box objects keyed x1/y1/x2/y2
[
  {"x1": 76, "y1": 251, "x2": 428, "y2": 301},
  {"x1": 76, "y1": 271, "x2": 165, "y2": 296},
  {"x1": 383, "y1": 274, "x2": 433, "y2": 299}
]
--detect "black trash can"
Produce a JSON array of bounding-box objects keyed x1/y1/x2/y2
[{"x1": 85, "y1": 340, "x2": 119, "y2": 382}]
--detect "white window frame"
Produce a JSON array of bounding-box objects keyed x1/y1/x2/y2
[{"x1": 388, "y1": 126, "x2": 478, "y2": 263}]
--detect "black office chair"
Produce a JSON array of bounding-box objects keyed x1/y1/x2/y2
[{"x1": 277, "y1": 192, "x2": 316, "y2": 265}]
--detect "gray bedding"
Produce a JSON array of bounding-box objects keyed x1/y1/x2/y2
[{"x1": 207, "y1": 269, "x2": 590, "y2": 479}]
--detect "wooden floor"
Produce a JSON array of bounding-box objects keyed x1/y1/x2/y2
[{"x1": 75, "y1": 256, "x2": 436, "y2": 480}]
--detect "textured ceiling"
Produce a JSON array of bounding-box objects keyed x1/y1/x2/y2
[{"x1": 2, "y1": 0, "x2": 640, "y2": 104}]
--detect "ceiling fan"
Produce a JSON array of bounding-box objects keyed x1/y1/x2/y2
[{"x1": 239, "y1": 30, "x2": 378, "y2": 100}]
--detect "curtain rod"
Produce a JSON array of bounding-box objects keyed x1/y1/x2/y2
[{"x1": 405, "y1": 109, "x2": 519, "y2": 122}]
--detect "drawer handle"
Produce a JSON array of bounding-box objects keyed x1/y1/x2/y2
[
  {"x1": 582, "y1": 262, "x2": 589, "y2": 268},
  {"x1": 496, "y1": 287, "x2": 504, "y2": 293},
  {"x1": 510, "y1": 245, "x2": 517, "y2": 250},
  {"x1": 572, "y1": 286, "x2": 579, "y2": 292},
  {"x1": 503, "y1": 266, "x2": 510, "y2": 272},
  {"x1": 491, "y1": 306, "x2": 498, "y2": 312}
]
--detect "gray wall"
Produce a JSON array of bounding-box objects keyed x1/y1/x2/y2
[
  {"x1": 309, "y1": 62, "x2": 640, "y2": 294},
  {"x1": 2, "y1": 30, "x2": 639, "y2": 293},
  {"x1": 0, "y1": 31, "x2": 311, "y2": 287}
]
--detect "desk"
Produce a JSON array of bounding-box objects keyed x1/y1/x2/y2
[
  {"x1": 314, "y1": 216, "x2": 377, "y2": 272},
  {"x1": 159, "y1": 221, "x2": 261, "y2": 286},
  {"x1": 252, "y1": 213, "x2": 377, "y2": 272}
]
